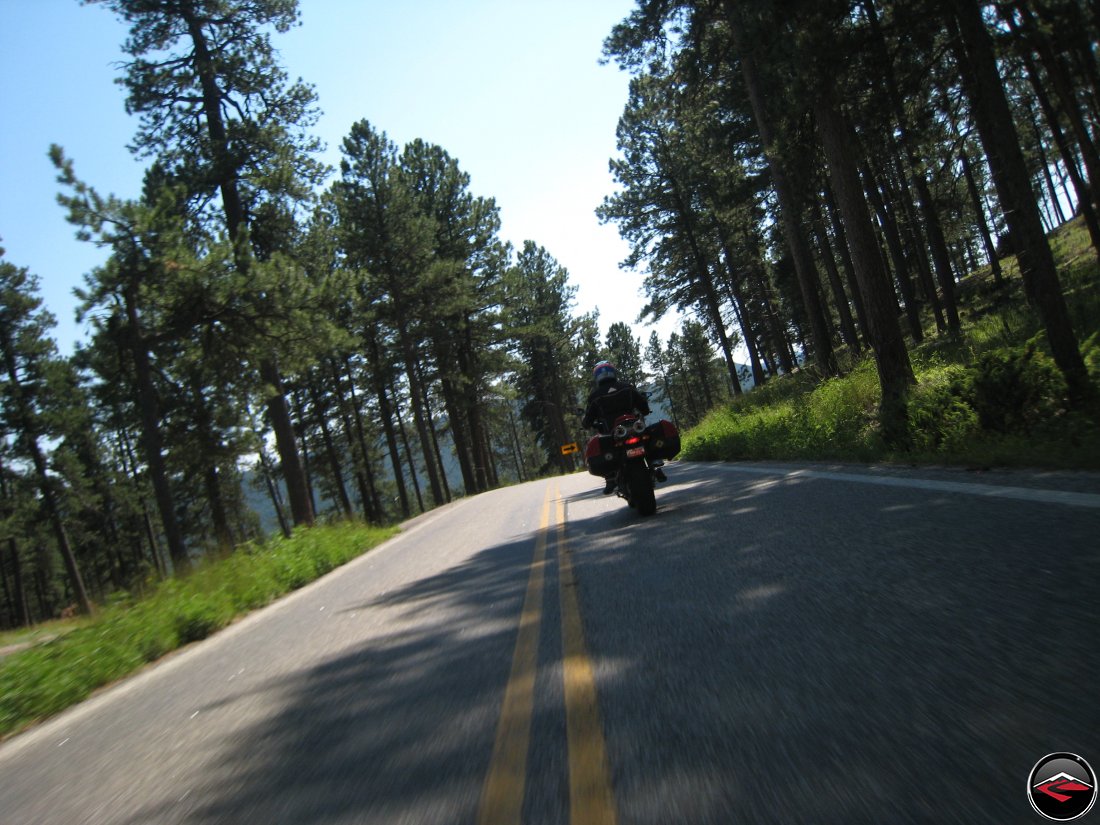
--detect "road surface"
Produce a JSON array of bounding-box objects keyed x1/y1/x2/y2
[{"x1": 0, "y1": 461, "x2": 1097, "y2": 824}]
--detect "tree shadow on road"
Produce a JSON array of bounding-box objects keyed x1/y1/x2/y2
[
  {"x1": 557, "y1": 461, "x2": 1100, "y2": 824},
  {"x1": 118, "y1": 464, "x2": 1098, "y2": 824},
  {"x1": 119, "y1": 524, "x2": 560, "y2": 825}
]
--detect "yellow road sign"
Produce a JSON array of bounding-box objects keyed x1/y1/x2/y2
[{"x1": 560, "y1": 442, "x2": 579, "y2": 455}]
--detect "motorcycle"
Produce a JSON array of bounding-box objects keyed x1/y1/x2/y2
[{"x1": 584, "y1": 412, "x2": 680, "y2": 516}]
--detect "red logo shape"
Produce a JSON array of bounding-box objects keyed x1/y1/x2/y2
[{"x1": 1037, "y1": 775, "x2": 1094, "y2": 803}]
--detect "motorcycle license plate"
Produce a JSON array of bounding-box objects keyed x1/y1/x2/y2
[{"x1": 626, "y1": 446, "x2": 645, "y2": 458}]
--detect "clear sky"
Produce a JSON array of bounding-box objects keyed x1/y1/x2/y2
[{"x1": 0, "y1": 0, "x2": 684, "y2": 356}]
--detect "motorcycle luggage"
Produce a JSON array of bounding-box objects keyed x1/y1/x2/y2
[
  {"x1": 585, "y1": 434, "x2": 619, "y2": 477},
  {"x1": 644, "y1": 419, "x2": 681, "y2": 460}
]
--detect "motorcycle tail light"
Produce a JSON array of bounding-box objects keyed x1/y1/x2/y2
[{"x1": 624, "y1": 436, "x2": 642, "y2": 446}]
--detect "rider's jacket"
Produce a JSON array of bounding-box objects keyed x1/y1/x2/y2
[{"x1": 582, "y1": 379, "x2": 650, "y2": 434}]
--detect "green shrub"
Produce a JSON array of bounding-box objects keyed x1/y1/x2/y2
[
  {"x1": 171, "y1": 592, "x2": 232, "y2": 644},
  {"x1": 126, "y1": 607, "x2": 177, "y2": 662},
  {"x1": 967, "y1": 343, "x2": 1067, "y2": 433},
  {"x1": 802, "y1": 361, "x2": 879, "y2": 451},
  {"x1": 683, "y1": 364, "x2": 885, "y2": 461},
  {"x1": 907, "y1": 363, "x2": 981, "y2": 454},
  {"x1": 217, "y1": 548, "x2": 282, "y2": 611},
  {"x1": 1082, "y1": 332, "x2": 1100, "y2": 381}
]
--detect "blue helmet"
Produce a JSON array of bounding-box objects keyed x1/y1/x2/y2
[{"x1": 593, "y1": 360, "x2": 617, "y2": 386}]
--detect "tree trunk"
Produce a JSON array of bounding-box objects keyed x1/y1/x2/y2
[
  {"x1": 399, "y1": 340, "x2": 445, "y2": 507},
  {"x1": 292, "y1": 389, "x2": 319, "y2": 518},
  {"x1": 183, "y1": 5, "x2": 314, "y2": 526},
  {"x1": 959, "y1": 149, "x2": 1005, "y2": 287},
  {"x1": 391, "y1": 381, "x2": 426, "y2": 514},
  {"x1": 822, "y1": 179, "x2": 871, "y2": 341},
  {"x1": 720, "y1": 252, "x2": 767, "y2": 387},
  {"x1": 1017, "y1": 43, "x2": 1100, "y2": 257},
  {"x1": 307, "y1": 375, "x2": 353, "y2": 518},
  {"x1": 258, "y1": 444, "x2": 292, "y2": 540},
  {"x1": 360, "y1": 343, "x2": 411, "y2": 519},
  {"x1": 262, "y1": 360, "x2": 314, "y2": 526},
  {"x1": 0, "y1": 340, "x2": 94, "y2": 614},
  {"x1": 811, "y1": 202, "x2": 861, "y2": 352},
  {"x1": 863, "y1": 0, "x2": 960, "y2": 336},
  {"x1": 863, "y1": 160, "x2": 923, "y2": 342},
  {"x1": 912, "y1": 173, "x2": 962, "y2": 336},
  {"x1": 190, "y1": 378, "x2": 233, "y2": 550},
  {"x1": 416, "y1": 366, "x2": 452, "y2": 503},
  {"x1": 436, "y1": 367, "x2": 476, "y2": 495},
  {"x1": 725, "y1": 8, "x2": 838, "y2": 376},
  {"x1": 461, "y1": 324, "x2": 493, "y2": 492},
  {"x1": 814, "y1": 96, "x2": 915, "y2": 445},
  {"x1": 329, "y1": 358, "x2": 381, "y2": 522},
  {"x1": 951, "y1": 0, "x2": 1091, "y2": 403},
  {"x1": 660, "y1": 156, "x2": 743, "y2": 396},
  {"x1": 1028, "y1": 103, "x2": 1067, "y2": 226},
  {"x1": 122, "y1": 288, "x2": 189, "y2": 572},
  {"x1": 7, "y1": 538, "x2": 30, "y2": 627},
  {"x1": 546, "y1": 366, "x2": 576, "y2": 475},
  {"x1": 892, "y1": 171, "x2": 946, "y2": 332},
  {"x1": 755, "y1": 268, "x2": 796, "y2": 373},
  {"x1": 1008, "y1": 1, "x2": 1100, "y2": 217},
  {"x1": 507, "y1": 407, "x2": 527, "y2": 483},
  {"x1": 117, "y1": 425, "x2": 168, "y2": 575},
  {"x1": 345, "y1": 379, "x2": 384, "y2": 522}
]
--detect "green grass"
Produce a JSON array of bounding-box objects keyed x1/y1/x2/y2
[
  {"x1": 0, "y1": 616, "x2": 91, "y2": 652},
  {"x1": 0, "y1": 520, "x2": 397, "y2": 739},
  {"x1": 683, "y1": 218, "x2": 1100, "y2": 469}
]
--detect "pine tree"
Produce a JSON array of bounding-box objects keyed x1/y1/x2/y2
[
  {"x1": 503, "y1": 242, "x2": 586, "y2": 474},
  {"x1": 948, "y1": 0, "x2": 1090, "y2": 403},
  {"x1": 0, "y1": 253, "x2": 94, "y2": 615},
  {"x1": 605, "y1": 322, "x2": 646, "y2": 386},
  {"x1": 335, "y1": 121, "x2": 447, "y2": 506},
  {"x1": 88, "y1": 0, "x2": 327, "y2": 526}
]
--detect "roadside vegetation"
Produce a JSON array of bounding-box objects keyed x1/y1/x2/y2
[
  {"x1": 682, "y1": 218, "x2": 1100, "y2": 469},
  {"x1": 0, "y1": 521, "x2": 395, "y2": 740}
]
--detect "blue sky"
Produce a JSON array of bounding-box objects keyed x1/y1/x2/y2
[{"x1": 1, "y1": 0, "x2": 684, "y2": 355}]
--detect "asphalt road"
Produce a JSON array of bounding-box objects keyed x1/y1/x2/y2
[{"x1": 0, "y1": 461, "x2": 1097, "y2": 824}]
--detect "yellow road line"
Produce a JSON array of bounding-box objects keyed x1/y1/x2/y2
[
  {"x1": 557, "y1": 495, "x2": 618, "y2": 825},
  {"x1": 476, "y1": 483, "x2": 553, "y2": 825}
]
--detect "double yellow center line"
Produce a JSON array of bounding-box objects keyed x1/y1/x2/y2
[{"x1": 477, "y1": 482, "x2": 618, "y2": 825}]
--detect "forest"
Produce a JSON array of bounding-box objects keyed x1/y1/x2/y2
[{"x1": 2, "y1": 0, "x2": 1098, "y2": 627}]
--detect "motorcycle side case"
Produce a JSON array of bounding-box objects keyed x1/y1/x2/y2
[
  {"x1": 645, "y1": 419, "x2": 681, "y2": 460},
  {"x1": 585, "y1": 434, "x2": 619, "y2": 477}
]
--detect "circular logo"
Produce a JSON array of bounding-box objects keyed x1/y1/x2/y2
[{"x1": 1028, "y1": 753, "x2": 1096, "y2": 821}]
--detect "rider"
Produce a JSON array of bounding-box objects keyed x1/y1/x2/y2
[{"x1": 582, "y1": 360, "x2": 667, "y2": 493}]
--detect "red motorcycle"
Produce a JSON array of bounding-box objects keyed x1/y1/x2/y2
[{"x1": 584, "y1": 413, "x2": 680, "y2": 516}]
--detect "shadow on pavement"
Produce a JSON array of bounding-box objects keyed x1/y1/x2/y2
[
  {"x1": 120, "y1": 463, "x2": 1098, "y2": 824},
  {"x1": 556, "y1": 461, "x2": 1099, "y2": 824}
]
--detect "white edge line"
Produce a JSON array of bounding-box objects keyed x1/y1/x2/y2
[{"x1": 705, "y1": 463, "x2": 1100, "y2": 509}]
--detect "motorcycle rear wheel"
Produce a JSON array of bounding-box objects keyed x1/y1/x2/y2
[{"x1": 625, "y1": 464, "x2": 656, "y2": 516}]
